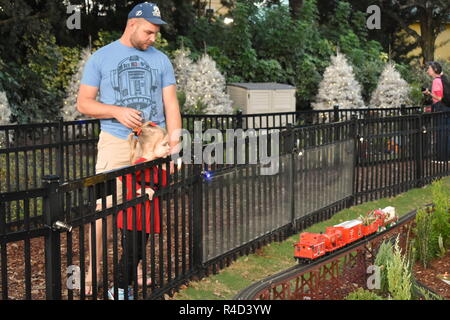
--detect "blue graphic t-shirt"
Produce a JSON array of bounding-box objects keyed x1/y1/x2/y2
[{"x1": 81, "y1": 40, "x2": 176, "y2": 140}]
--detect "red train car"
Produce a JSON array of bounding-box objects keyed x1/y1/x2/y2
[{"x1": 294, "y1": 207, "x2": 397, "y2": 262}]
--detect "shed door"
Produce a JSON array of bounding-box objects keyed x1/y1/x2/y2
[{"x1": 248, "y1": 91, "x2": 271, "y2": 113}]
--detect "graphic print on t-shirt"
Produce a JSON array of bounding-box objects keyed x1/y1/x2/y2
[{"x1": 110, "y1": 55, "x2": 159, "y2": 123}]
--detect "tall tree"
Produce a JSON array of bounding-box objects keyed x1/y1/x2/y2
[
  {"x1": 378, "y1": 0, "x2": 450, "y2": 63},
  {"x1": 0, "y1": 0, "x2": 66, "y2": 60},
  {"x1": 289, "y1": 0, "x2": 303, "y2": 19}
]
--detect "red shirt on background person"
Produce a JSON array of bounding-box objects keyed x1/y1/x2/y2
[
  {"x1": 423, "y1": 61, "x2": 445, "y2": 107},
  {"x1": 431, "y1": 77, "x2": 444, "y2": 104}
]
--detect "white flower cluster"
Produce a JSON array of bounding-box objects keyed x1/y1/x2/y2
[
  {"x1": 369, "y1": 63, "x2": 410, "y2": 109},
  {"x1": 173, "y1": 48, "x2": 233, "y2": 115},
  {"x1": 313, "y1": 52, "x2": 365, "y2": 111},
  {"x1": 173, "y1": 48, "x2": 193, "y2": 91}
]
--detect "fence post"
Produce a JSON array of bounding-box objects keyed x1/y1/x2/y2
[
  {"x1": 287, "y1": 124, "x2": 296, "y2": 229},
  {"x1": 236, "y1": 110, "x2": 243, "y2": 129},
  {"x1": 333, "y1": 104, "x2": 340, "y2": 123},
  {"x1": 192, "y1": 161, "x2": 204, "y2": 276},
  {"x1": 400, "y1": 104, "x2": 407, "y2": 116},
  {"x1": 42, "y1": 174, "x2": 62, "y2": 300},
  {"x1": 349, "y1": 115, "x2": 358, "y2": 207},
  {"x1": 415, "y1": 115, "x2": 424, "y2": 188},
  {"x1": 56, "y1": 117, "x2": 64, "y2": 182}
]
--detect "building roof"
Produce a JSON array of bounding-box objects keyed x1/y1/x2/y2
[{"x1": 227, "y1": 82, "x2": 296, "y2": 90}]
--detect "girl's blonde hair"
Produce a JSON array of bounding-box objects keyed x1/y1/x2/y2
[{"x1": 128, "y1": 121, "x2": 168, "y2": 163}]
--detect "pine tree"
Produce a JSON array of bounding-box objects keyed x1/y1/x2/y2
[
  {"x1": 313, "y1": 51, "x2": 365, "y2": 111},
  {"x1": 0, "y1": 90, "x2": 11, "y2": 125},
  {"x1": 61, "y1": 47, "x2": 91, "y2": 121},
  {"x1": 0, "y1": 90, "x2": 12, "y2": 147},
  {"x1": 172, "y1": 47, "x2": 194, "y2": 91},
  {"x1": 183, "y1": 53, "x2": 233, "y2": 115},
  {"x1": 369, "y1": 63, "x2": 411, "y2": 109}
]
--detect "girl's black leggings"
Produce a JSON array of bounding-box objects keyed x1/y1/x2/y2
[{"x1": 117, "y1": 229, "x2": 150, "y2": 289}]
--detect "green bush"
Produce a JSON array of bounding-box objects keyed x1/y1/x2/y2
[
  {"x1": 374, "y1": 240, "x2": 395, "y2": 293},
  {"x1": 57, "y1": 46, "x2": 82, "y2": 91},
  {"x1": 414, "y1": 180, "x2": 450, "y2": 267},
  {"x1": 345, "y1": 287, "x2": 383, "y2": 300},
  {"x1": 386, "y1": 237, "x2": 412, "y2": 300},
  {"x1": 414, "y1": 208, "x2": 434, "y2": 268},
  {"x1": 93, "y1": 30, "x2": 122, "y2": 50},
  {"x1": 430, "y1": 179, "x2": 450, "y2": 249},
  {"x1": 0, "y1": 19, "x2": 66, "y2": 123}
]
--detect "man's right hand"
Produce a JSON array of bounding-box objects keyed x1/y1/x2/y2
[{"x1": 113, "y1": 107, "x2": 143, "y2": 128}]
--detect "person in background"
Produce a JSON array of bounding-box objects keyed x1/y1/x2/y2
[
  {"x1": 423, "y1": 61, "x2": 450, "y2": 162},
  {"x1": 423, "y1": 61, "x2": 448, "y2": 110}
]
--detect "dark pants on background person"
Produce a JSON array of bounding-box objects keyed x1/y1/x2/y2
[
  {"x1": 117, "y1": 229, "x2": 150, "y2": 289},
  {"x1": 433, "y1": 102, "x2": 450, "y2": 161}
]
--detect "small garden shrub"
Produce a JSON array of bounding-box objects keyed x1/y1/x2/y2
[
  {"x1": 430, "y1": 180, "x2": 450, "y2": 250},
  {"x1": 386, "y1": 237, "x2": 412, "y2": 300},
  {"x1": 374, "y1": 240, "x2": 394, "y2": 293},
  {"x1": 414, "y1": 208, "x2": 434, "y2": 268},
  {"x1": 345, "y1": 288, "x2": 383, "y2": 300},
  {"x1": 414, "y1": 180, "x2": 450, "y2": 267}
]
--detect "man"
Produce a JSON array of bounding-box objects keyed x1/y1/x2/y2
[{"x1": 76, "y1": 2, "x2": 181, "y2": 298}]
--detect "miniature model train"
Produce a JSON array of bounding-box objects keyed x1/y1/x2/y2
[{"x1": 294, "y1": 207, "x2": 397, "y2": 263}]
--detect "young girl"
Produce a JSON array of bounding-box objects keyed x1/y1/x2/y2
[{"x1": 108, "y1": 121, "x2": 170, "y2": 300}]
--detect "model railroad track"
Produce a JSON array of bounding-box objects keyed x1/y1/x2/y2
[{"x1": 234, "y1": 208, "x2": 419, "y2": 300}]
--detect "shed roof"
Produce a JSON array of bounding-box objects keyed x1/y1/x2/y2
[{"x1": 228, "y1": 82, "x2": 296, "y2": 90}]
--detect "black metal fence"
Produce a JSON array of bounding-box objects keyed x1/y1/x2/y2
[
  {"x1": 182, "y1": 105, "x2": 422, "y2": 131},
  {"x1": 2, "y1": 107, "x2": 450, "y2": 300}
]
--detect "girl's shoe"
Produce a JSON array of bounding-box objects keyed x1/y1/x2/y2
[{"x1": 107, "y1": 286, "x2": 134, "y2": 300}]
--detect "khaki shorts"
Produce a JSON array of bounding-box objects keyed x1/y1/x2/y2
[{"x1": 95, "y1": 131, "x2": 141, "y2": 206}]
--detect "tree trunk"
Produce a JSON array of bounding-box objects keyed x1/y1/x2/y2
[
  {"x1": 289, "y1": 0, "x2": 303, "y2": 19},
  {"x1": 418, "y1": 6, "x2": 435, "y2": 63}
]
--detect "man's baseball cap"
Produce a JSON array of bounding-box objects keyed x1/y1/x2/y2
[{"x1": 128, "y1": 2, "x2": 167, "y2": 25}]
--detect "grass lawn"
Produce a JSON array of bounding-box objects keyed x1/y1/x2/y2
[{"x1": 172, "y1": 176, "x2": 450, "y2": 300}]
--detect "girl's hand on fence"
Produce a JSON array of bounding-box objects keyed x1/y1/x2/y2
[
  {"x1": 95, "y1": 195, "x2": 114, "y2": 210},
  {"x1": 144, "y1": 188, "x2": 155, "y2": 200},
  {"x1": 113, "y1": 107, "x2": 143, "y2": 128},
  {"x1": 136, "y1": 188, "x2": 154, "y2": 200},
  {"x1": 167, "y1": 158, "x2": 182, "y2": 174}
]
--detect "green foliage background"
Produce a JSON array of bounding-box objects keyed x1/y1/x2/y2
[{"x1": 0, "y1": 0, "x2": 438, "y2": 123}]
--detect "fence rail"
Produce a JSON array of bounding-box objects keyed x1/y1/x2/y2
[
  {"x1": 2, "y1": 107, "x2": 449, "y2": 300},
  {"x1": 182, "y1": 105, "x2": 422, "y2": 131}
]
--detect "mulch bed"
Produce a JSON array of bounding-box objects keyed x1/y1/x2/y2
[{"x1": 413, "y1": 250, "x2": 450, "y2": 299}]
